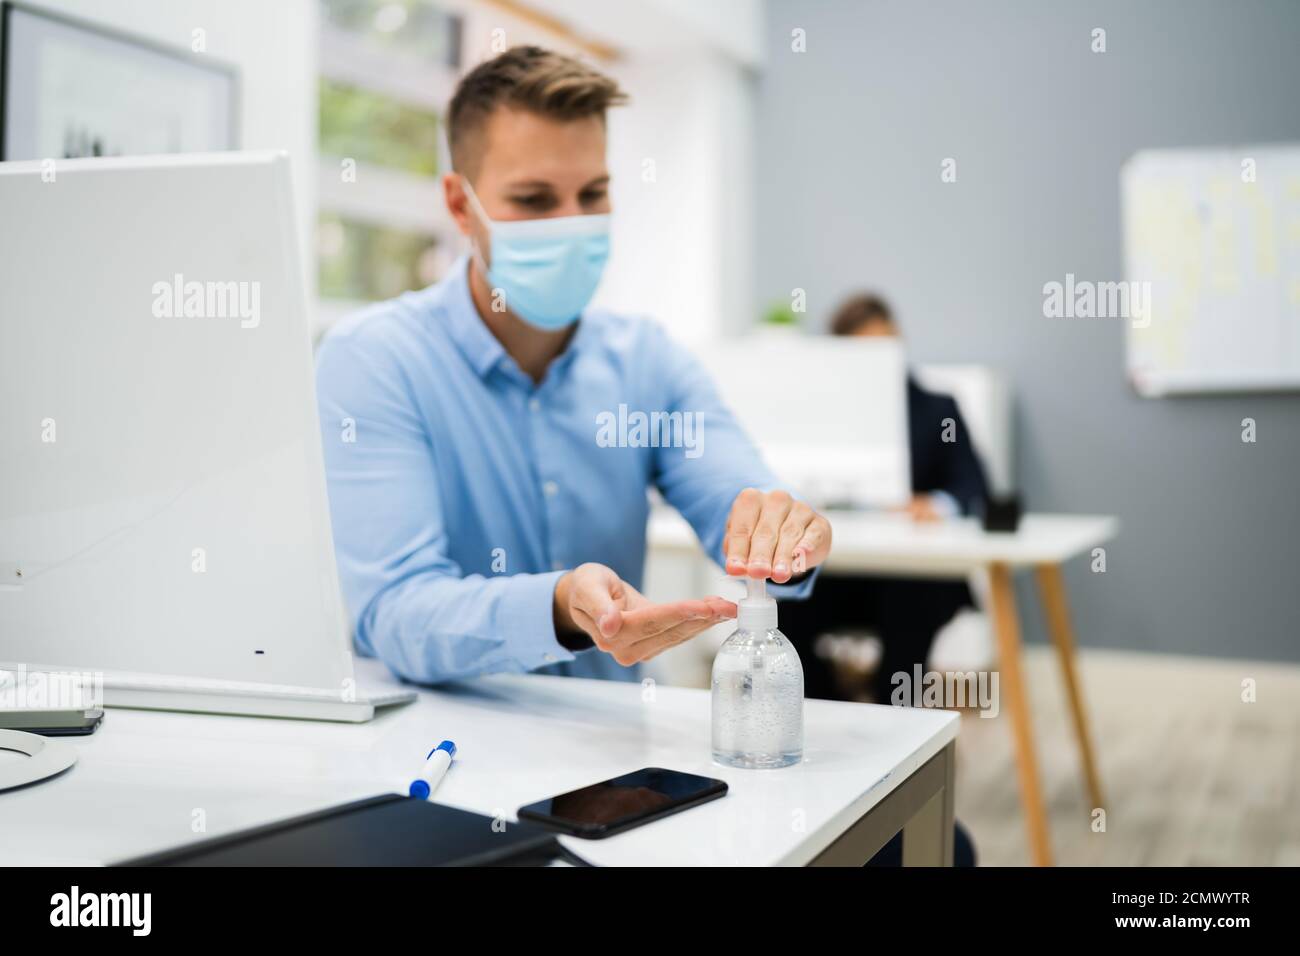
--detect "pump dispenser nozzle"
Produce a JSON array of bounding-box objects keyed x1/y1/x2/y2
[{"x1": 737, "y1": 577, "x2": 778, "y2": 632}]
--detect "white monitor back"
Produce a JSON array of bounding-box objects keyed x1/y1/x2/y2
[
  {"x1": 0, "y1": 152, "x2": 350, "y2": 689},
  {"x1": 691, "y1": 335, "x2": 910, "y2": 508}
]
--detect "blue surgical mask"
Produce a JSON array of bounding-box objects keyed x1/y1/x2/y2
[{"x1": 462, "y1": 178, "x2": 610, "y2": 330}]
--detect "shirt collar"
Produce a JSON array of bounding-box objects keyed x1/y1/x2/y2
[
  {"x1": 433, "y1": 255, "x2": 595, "y2": 384},
  {"x1": 437, "y1": 256, "x2": 507, "y2": 379}
]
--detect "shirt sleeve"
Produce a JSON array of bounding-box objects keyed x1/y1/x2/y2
[
  {"x1": 928, "y1": 489, "x2": 961, "y2": 518},
  {"x1": 315, "y1": 324, "x2": 578, "y2": 684},
  {"x1": 645, "y1": 324, "x2": 818, "y2": 600}
]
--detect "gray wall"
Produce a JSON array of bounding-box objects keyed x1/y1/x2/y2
[{"x1": 755, "y1": 0, "x2": 1300, "y2": 661}]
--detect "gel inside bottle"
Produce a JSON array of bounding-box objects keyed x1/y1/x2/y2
[{"x1": 711, "y1": 578, "x2": 804, "y2": 769}]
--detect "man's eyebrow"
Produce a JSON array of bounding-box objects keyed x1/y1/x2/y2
[{"x1": 503, "y1": 176, "x2": 610, "y2": 191}]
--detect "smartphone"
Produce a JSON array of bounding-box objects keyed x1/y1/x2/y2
[{"x1": 517, "y1": 767, "x2": 727, "y2": 839}]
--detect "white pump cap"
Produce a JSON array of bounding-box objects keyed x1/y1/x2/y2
[{"x1": 737, "y1": 578, "x2": 778, "y2": 632}]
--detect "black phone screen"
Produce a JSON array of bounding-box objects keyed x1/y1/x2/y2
[{"x1": 517, "y1": 767, "x2": 727, "y2": 838}]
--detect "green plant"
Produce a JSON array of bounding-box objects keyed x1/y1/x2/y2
[{"x1": 762, "y1": 301, "x2": 800, "y2": 327}]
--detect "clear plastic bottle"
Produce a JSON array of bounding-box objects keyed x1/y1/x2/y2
[{"x1": 711, "y1": 578, "x2": 804, "y2": 769}]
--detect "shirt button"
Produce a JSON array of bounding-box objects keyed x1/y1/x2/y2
[
  {"x1": 543, "y1": 480, "x2": 559, "y2": 498},
  {"x1": 528, "y1": 398, "x2": 541, "y2": 412},
  {"x1": 551, "y1": 561, "x2": 563, "y2": 571},
  {"x1": 543, "y1": 653, "x2": 556, "y2": 663}
]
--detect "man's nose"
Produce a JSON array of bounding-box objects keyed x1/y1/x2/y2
[{"x1": 550, "y1": 199, "x2": 586, "y2": 218}]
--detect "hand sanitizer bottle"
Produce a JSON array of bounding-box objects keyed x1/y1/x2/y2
[{"x1": 711, "y1": 578, "x2": 804, "y2": 768}]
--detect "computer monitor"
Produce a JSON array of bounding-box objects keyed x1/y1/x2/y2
[
  {"x1": 692, "y1": 336, "x2": 911, "y2": 509},
  {"x1": 0, "y1": 152, "x2": 393, "y2": 719}
]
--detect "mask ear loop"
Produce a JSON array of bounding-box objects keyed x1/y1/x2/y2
[
  {"x1": 458, "y1": 176, "x2": 494, "y2": 278},
  {"x1": 443, "y1": 128, "x2": 492, "y2": 275}
]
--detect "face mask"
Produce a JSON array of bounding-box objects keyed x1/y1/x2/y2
[{"x1": 462, "y1": 178, "x2": 610, "y2": 330}]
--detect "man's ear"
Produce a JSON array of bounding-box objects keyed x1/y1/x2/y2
[{"x1": 443, "y1": 172, "x2": 473, "y2": 237}]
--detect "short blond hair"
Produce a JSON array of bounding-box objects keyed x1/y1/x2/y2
[{"x1": 448, "y1": 45, "x2": 627, "y2": 177}]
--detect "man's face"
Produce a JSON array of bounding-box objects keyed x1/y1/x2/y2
[
  {"x1": 853, "y1": 317, "x2": 899, "y2": 338},
  {"x1": 448, "y1": 107, "x2": 611, "y2": 256}
]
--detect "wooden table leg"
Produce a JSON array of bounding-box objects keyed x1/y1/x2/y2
[
  {"x1": 989, "y1": 562, "x2": 1053, "y2": 866},
  {"x1": 1036, "y1": 563, "x2": 1105, "y2": 813}
]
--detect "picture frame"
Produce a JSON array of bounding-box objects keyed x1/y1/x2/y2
[{"x1": 0, "y1": 0, "x2": 238, "y2": 160}]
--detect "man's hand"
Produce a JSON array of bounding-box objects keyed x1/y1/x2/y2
[
  {"x1": 723, "y1": 488, "x2": 832, "y2": 584},
  {"x1": 554, "y1": 563, "x2": 736, "y2": 666},
  {"x1": 898, "y1": 494, "x2": 942, "y2": 523}
]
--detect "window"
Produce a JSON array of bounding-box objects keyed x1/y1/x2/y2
[
  {"x1": 318, "y1": 213, "x2": 443, "y2": 302},
  {"x1": 316, "y1": 0, "x2": 462, "y2": 331},
  {"x1": 319, "y1": 77, "x2": 442, "y2": 177},
  {"x1": 314, "y1": 0, "x2": 599, "y2": 333}
]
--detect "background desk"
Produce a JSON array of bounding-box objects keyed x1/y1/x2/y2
[
  {"x1": 647, "y1": 509, "x2": 1119, "y2": 866},
  {"x1": 0, "y1": 661, "x2": 957, "y2": 867}
]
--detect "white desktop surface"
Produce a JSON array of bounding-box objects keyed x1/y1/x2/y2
[
  {"x1": 650, "y1": 509, "x2": 1119, "y2": 577},
  {"x1": 0, "y1": 659, "x2": 957, "y2": 867}
]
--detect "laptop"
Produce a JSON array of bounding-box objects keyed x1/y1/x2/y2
[{"x1": 0, "y1": 151, "x2": 414, "y2": 721}]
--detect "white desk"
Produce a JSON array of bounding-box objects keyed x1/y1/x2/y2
[
  {"x1": 649, "y1": 508, "x2": 1120, "y2": 866},
  {"x1": 651, "y1": 510, "x2": 1118, "y2": 578},
  {"x1": 0, "y1": 660, "x2": 958, "y2": 867}
]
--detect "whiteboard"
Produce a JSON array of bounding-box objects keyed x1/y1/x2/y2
[{"x1": 1121, "y1": 144, "x2": 1300, "y2": 396}]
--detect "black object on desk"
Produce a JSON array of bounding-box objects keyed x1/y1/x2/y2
[
  {"x1": 117, "y1": 794, "x2": 567, "y2": 867},
  {"x1": 518, "y1": 766, "x2": 727, "y2": 839},
  {"x1": 981, "y1": 493, "x2": 1022, "y2": 533}
]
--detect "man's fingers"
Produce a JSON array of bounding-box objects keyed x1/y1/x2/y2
[
  {"x1": 569, "y1": 567, "x2": 622, "y2": 640},
  {"x1": 772, "y1": 501, "x2": 814, "y2": 583},
  {"x1": 910, "y1": 497, "x2": 940, "y2": 523},
  {"x1": 620, "y1": 600, "x2": 736, "y2": 662},
  {"x1": 627, "y1": 616, "x2": 724, "y2": 661},
  {"x1": 619, "y1": 598, "x2": 718, "y2": 636},
  {"x1": 598, "y1": 595, "x2": 737, "y2": 665},
  {"x1": 723, "y1": 487, "x2": 763, "y2": 575},
  {"x1": 569, "y1": 605, "x2": 611, "y2": 642},
  {"x1": 598, "y1": 608, "x2": 623, "y2": 638},
  {"x1": 620, "y1": 581, "x2": 651, "y2": 611},
  {"x1": 793, "y1": 515, "x2": 833, "y2": 571},
  {"x1": 703, "y1": 596, "x2": 738, "y2": 619},
  {"x1": 746, "y1": 491, "x2": 792, "y2": 579}
]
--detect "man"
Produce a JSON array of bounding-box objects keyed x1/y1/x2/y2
[
  {"x1": 779, "y1": 294, "x2": 990, "y2": 704},
  {"x1": 315, "y1": 47, "x2": 832, "y2": 685}
]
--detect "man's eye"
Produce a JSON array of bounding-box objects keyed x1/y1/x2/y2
[
  {"x1": 580, "y1": 191, "x2": 607, "y2": 205},
  {"x1": 511, "y1": 195, "x2": 549, "y2": 208}
]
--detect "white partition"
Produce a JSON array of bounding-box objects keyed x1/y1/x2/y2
[{"x1": 685, "y1": 334, "x2": 911, "y2": 508}]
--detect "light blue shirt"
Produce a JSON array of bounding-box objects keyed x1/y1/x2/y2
[{"x1": 315, "y1": 257, "x2": 814, "y2": 686}]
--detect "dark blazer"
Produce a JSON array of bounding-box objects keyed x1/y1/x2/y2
[{"x1": 907, "y1": 376, "x2": 989, "y2": 515}]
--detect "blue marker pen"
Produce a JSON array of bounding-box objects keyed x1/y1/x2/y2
[{"x1": 409, "y1": 740, "x2": 456, "y2": 799}]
